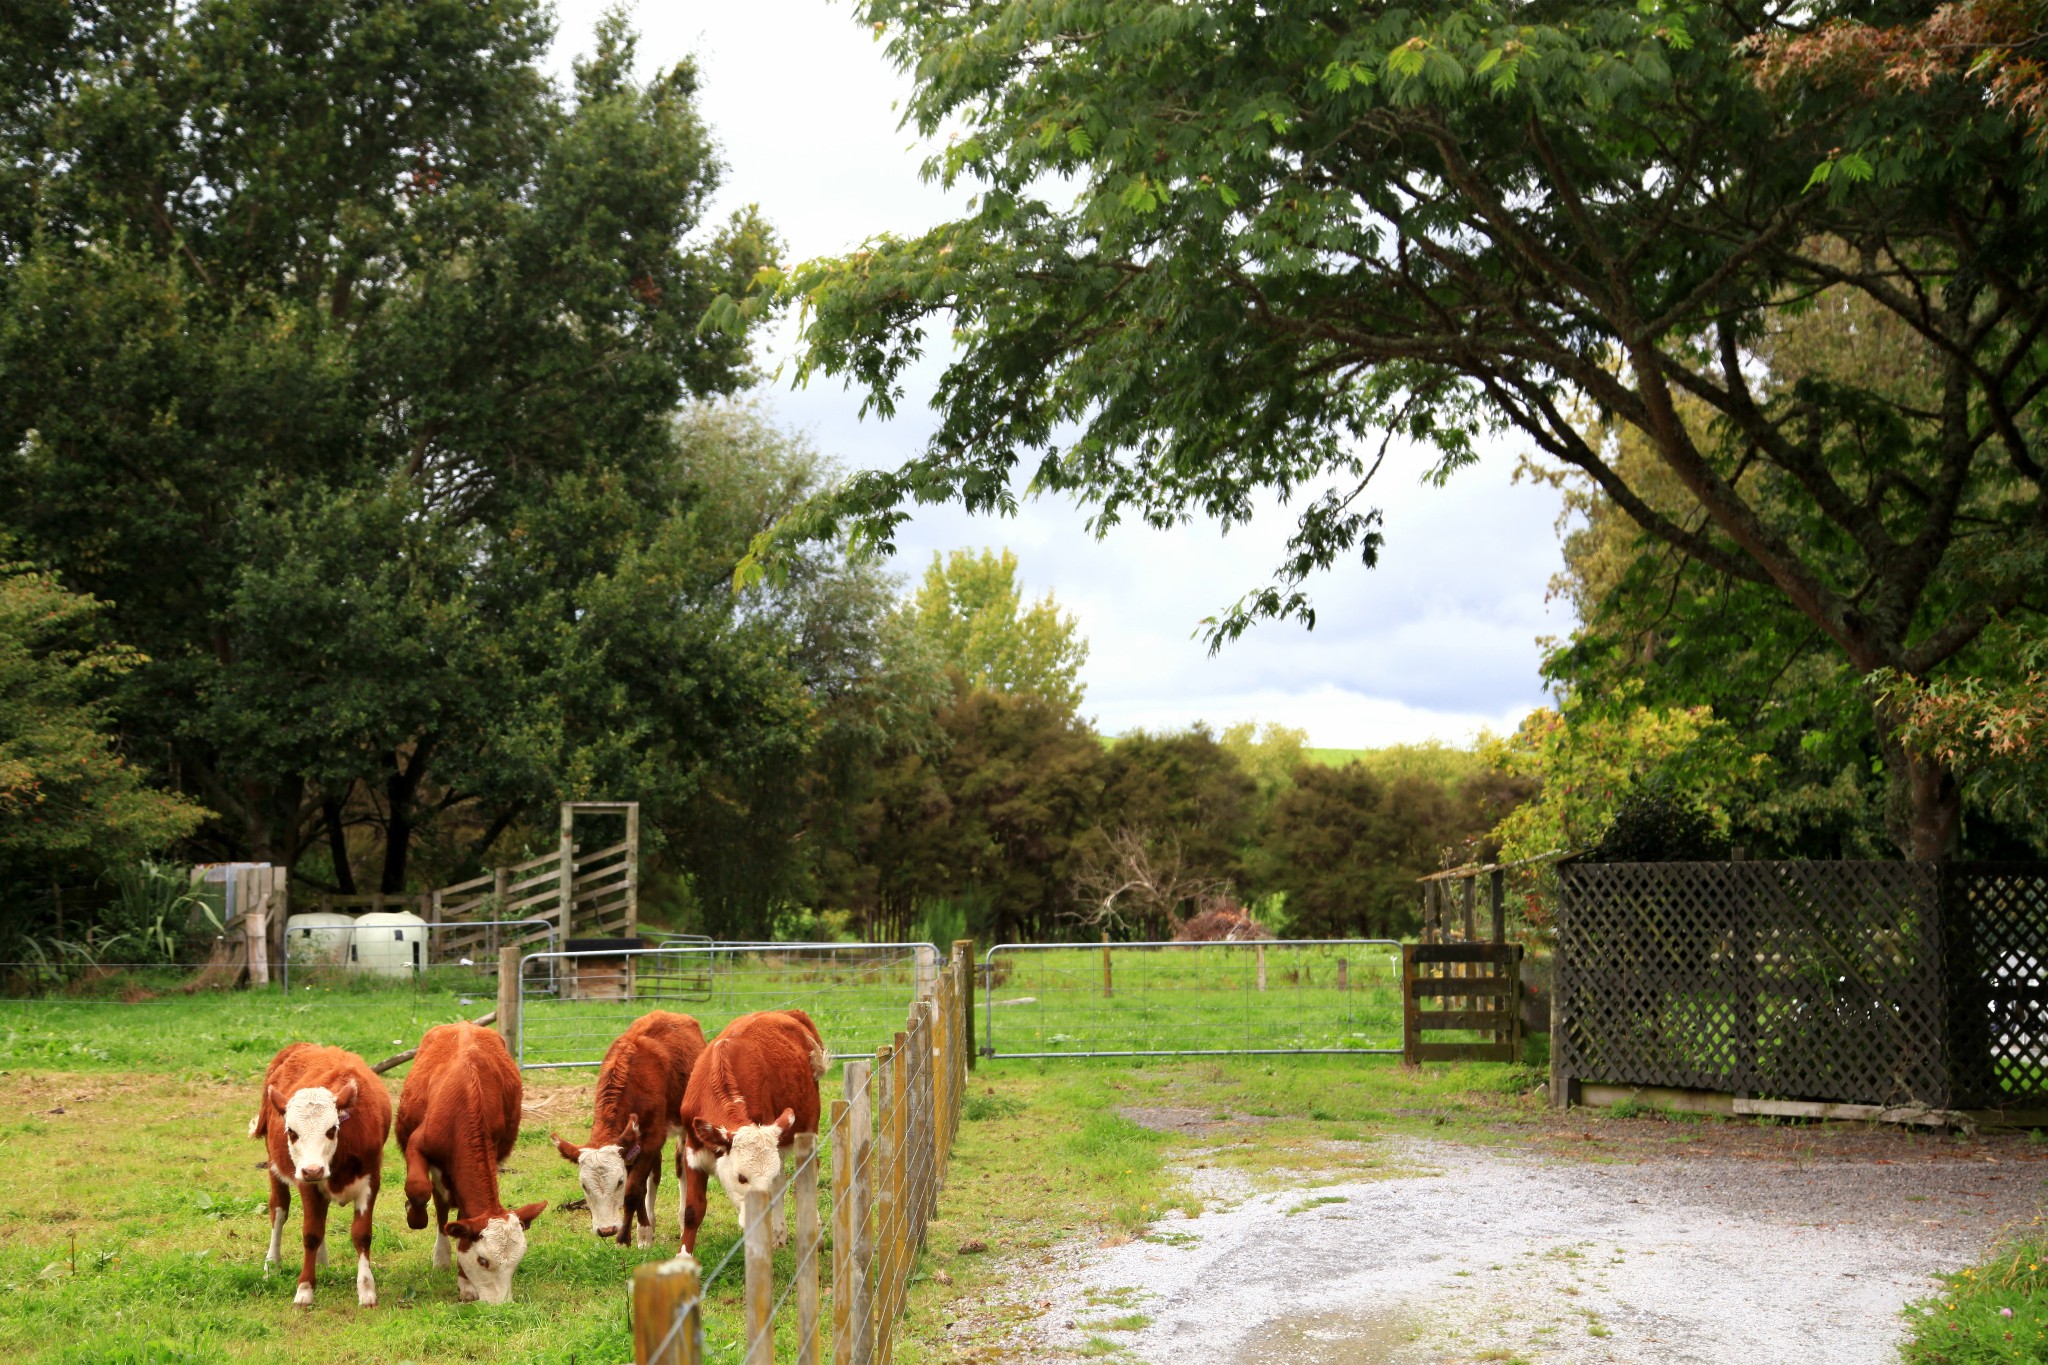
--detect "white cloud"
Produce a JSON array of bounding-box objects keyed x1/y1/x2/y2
[{"x1": 549, "y1": 3, "x2": 1573, "y2": 747}]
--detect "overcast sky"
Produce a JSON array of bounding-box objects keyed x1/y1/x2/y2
[{"x1": 547, "y1": 2, "x2": 1572, "y2": 747}]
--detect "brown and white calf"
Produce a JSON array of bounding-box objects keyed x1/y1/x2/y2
[
  {"x1": 250, "y1": 1043, "x2": 392, "y2": 1307},
  {"x1": 394, "y1": 1021, "x2": 546, "y2": 1303},
  {"x1": 552, "y1": 1010, "x2": 705, "y2": 1247},
  {"x1": 678, "y1": 1009, "x2": 827, "y2": 1252}
]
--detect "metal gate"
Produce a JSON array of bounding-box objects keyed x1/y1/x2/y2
[
  {"x1": 515, "y1": 941, "x2": 938, "y2": 1069},
  {"x1": 980, "y1": 939, "x2": 1405, "y2": 1058}
]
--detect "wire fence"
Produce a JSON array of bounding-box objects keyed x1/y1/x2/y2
[
  {"x1": 514, "y1": 943, "x2": 940, "y2": 1070},
  {"x1": 980, "y1": 938, "x2": 1407, "y2": 1057},
  {"x1": 633, "y1": 944, "x2": 968, "y2": 1365},
  {"x1": 279, "y1": 917, "x2": 558, "y2": 994}
]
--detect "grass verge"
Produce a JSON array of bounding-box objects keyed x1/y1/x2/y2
[{"x1": 1902, "y1": 1230, "x2": 2048, "y2": 1364}]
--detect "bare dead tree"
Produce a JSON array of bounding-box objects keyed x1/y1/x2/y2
[{"x1": 1068, "y1": 826, "x2": 1229, "y2": 939}]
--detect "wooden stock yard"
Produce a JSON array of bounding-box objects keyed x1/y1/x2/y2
[
  {"x1": 1403, "y1": 943, "x2": 1525, "y2": 1065},
  {"x1": 632, "y1": 943, "x2": 970, "y2": 1364}
]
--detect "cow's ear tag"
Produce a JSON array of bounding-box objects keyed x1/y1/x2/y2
[
  {"x1": 337, "y1": 1109, "x2": 352, "y2": 1125},
  {"x1": 622, "y1": 1143, "x2": 641, "y2": 1165}
]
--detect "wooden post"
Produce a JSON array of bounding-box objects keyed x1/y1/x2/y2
[
  {"x1": 845, "y1": 1062, "x2": 874, "y2": 1365},
  {"x1": 1401, "y1": 943, "x2": 1420, "y2": 1067},
  {"x1": 497, "y1": 945, "x2": 521, "y2": 1058},
  {"x1": 633, "y1": 1255, "x2": 703, "y2": 1365},
  {"x1": 794, "y1": 1132, "x2": 821, "y2": 1365},
  {"x1": 493, "y1": 866, "x2": 510, "y2": 918},
  {"x1": 1489, "y1": 868, "x2": 1505, "y2": 944},
  {"x1": 1256, "y1": 942, "x2": 1267, "y2": 993},
  {"x1": 1101, "y1": 932, "x2": 1112, "y2": 999},
  {"x1": 954, "y1": 939, "x2": 977, "y2": 1070},
  {"x1": 624, "y1": 802, "x2": 641, "y2": 940},
  {"x1": 915, "y1": 943, "x2": 936, "y2": 1000},
  {"x1": 871, "y1": 1043, "x2": 895, "y2": 1359},
  {"x1": 924, "y1": 1000, "x2": 942, "y2": 1220},
  {"x1": 557, "y1": 803, "x2": 576, "y2": 937},
  {"x1": 1336, "y1": 959, "x2": 1349, "y2": 992},
  {"x1": 829, "y1": 1099, "x2": 856, "y2": 1365},
  {"x1": 1549, "y1": 943, "x2": 1569, "y2": 1109},
  {"x1": 742, "y1": 1189, "x2": 774, "y2": 1365},
  {"x1": 885, "y1": 1032, "x2": 909, "y2": 1352}
]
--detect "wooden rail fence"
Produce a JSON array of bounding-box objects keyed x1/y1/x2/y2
[{"x1": 634, "y1": 941, "x2": 971, "y2": 1364}]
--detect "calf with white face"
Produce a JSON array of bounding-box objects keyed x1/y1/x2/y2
[
  {"x1": 444, "y1": 1204, "x2": 545, "y2": 1304},
  {"x1": 553, "y1": 1116, "x2": 653, "y2": 1243},
  {"x1": 691, "y1": 1108, "x2": 798, "y2": 1245},
  {"x1": 250, "y1": 1044, "x2": 391, "y2": 1309}
]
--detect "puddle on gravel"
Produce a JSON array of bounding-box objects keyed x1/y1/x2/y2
[{"x1": 1230, "y1": 1305, "x2": 1426, "y2": 1364}]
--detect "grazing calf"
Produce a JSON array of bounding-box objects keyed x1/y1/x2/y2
[
  {"x1": 678, "y1": 1009, "x2": 827, "y2": 1252},
  {"x1": 251, "y1": 1043, "x2": 392, "y2": 1307},
  {"x1": 552, "y1": 1010, "x2": 706, "y2": 1246},
  {"x1": 394, "y1": 1021, "x2": 547, "y2": 1303}
]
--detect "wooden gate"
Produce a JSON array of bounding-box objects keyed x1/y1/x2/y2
[{"x1": 1403, "y1": 942, "x2": 1524, "y2": 1065}]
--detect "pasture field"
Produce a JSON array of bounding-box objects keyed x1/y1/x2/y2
[{"x1": 0, "y1": 951, "x2": 1530, "y2": 1363}]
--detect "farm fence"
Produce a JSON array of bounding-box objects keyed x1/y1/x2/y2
[
  {"x1": 1554, "y1": 860, "x2": 2048, "y2": 1114},
  {"x1": 632, "y1": 942, "x2": 969, "y2": 1364},
  {"x1": 978, "y1": 938, "x2": 1405, "y2": 1057},
  {"x1": 511, "y1": 942, "x2": 941, "y2": 1070}
]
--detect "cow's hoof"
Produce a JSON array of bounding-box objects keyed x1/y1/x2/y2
[
  {"x1": 634, "y1": 1225, "x2": 654, "y2": 1248},
  {"x1": 263, "y1": 1256, "x2": 278, "y2": 1277},
  {"x1": 358, "y1": 1283, "x2": 377, "y2": 1308},
  {"x1": 293, "y1": 1283, "x2": 314, "y2": 1308}
]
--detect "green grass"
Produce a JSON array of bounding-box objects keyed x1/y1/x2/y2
[
  {"x1": 0, "y1": 955, "x2": 1554, "y2": 1364},
  {"x1": 1902, "y1": 1236, "x2": 2048, "y2": 1363},
  {"x1": 982, "y1": 942, "x2": 1436, "y2": 1056}
]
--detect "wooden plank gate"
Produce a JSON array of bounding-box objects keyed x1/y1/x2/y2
[{"x1": 1403, "y1": 942, "x2": 1524, "y2": 1065}]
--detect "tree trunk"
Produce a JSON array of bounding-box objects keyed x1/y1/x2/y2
[
  {"x1": 377, "y1": 737, "x2": 437, "y2": 894},
  {"x1": 1890, "y1": 744, "x2": 1963, "y2": 862},
  {"x1": 323, "y1": 789, "x2": 357, "y2": 895}
]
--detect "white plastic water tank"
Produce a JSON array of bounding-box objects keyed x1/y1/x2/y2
[
  {"x1": 284, "y1": 912, "x2": 356, "y2": 966},
  {"x1": 350, "y1": 910, "x2": 426, "y2": 977}
]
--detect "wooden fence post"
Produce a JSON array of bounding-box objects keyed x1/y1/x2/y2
[
  {"x1": 794, "y1": 1132, "x2": 821, "y2": 1365},
  {"x1": 829, "y1": 1097, "x2": 857, "y2": 1365},
  {"x1": 557, "y1": 802, "x2": 576, "y2": 936},
  {"x1": 1336, "y1": 959, "x2": 1349, "y2": 992},
  {"x1": 1401, "y1": 943, "x2": 1420, "y2": 1067},
  {"x1": 633, "y1": 1255, "x2": 703, "y2": 1365},
  {"x1": 871, "y1": 1043, "x2": 895, "y2": 1361},
  {"x1": 1101, "y1": 932, "x2": 1112, "y2": 998},
  {"x1": 884, "y1": 1032, "x2": 909, "y2": 1355},
  {"x1": 954, "y1": 939, "x2": 976, "y2": 1071},
  {"x1": 1490, "y1": 868, "x2": 1506, "y2": 944},
  {"x1": 743, "y1": 1189, "x2": 774, "y2": 1365},
  {"x1": 497, "y1": 945, "x2": 521, "y2": 1057},
  {"x1": 493, "y1": 866, "x2": 509, "y2": 918},
  {"x1": 1256, "y1": 942, "x2": 1267, "y2": 993}
]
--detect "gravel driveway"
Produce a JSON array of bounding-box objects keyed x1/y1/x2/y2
[{"x1": 1019, "y1": 1134, "x2": 2045, "y2": 1363}]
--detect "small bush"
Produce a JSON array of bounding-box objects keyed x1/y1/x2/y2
[
  {"x1": 1587, "y1": 791, "x2": 1729, "y2": 862},
  {"x1": 965, "y1": 1093, "x2": 1025, "y2": 1121},
  {"x1": 1902, "y1": 1238, "x2": 2048, "y2": 1362}
]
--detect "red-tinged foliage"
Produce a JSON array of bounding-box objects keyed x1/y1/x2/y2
[{"x1": 1751, "y1": 0, "x2": 2048, "y2": 141}]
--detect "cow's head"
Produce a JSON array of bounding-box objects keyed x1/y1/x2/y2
[
  {"x1": 554, "y1": 1116, "x2": 642, "y2": 1239},
  {"x1": 446, "y1": 1202, "x2": 546, "y2": 1304},
  {"x1": 696, "y1": 1110, "x2": 795, "y2": 1206},
  {"x1": 268, "y1": 1078, "x2": 356, "y2": 1184}
]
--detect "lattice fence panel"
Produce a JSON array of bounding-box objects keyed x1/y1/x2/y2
[
  {"x1": 1943, "y1": 865, "x2": 2048, "y2": 1109},
  {"x1": 1558, "y1": 862, "x2": 1951, "y2": 1108}
]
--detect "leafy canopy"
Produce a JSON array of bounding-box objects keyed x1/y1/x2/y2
[
  {"x1": 900, "y1": 547, "x2": 1089, "y2": 712},
  {"x1": 759, "y1": 0, "x2": 2048, "y2": 857}
]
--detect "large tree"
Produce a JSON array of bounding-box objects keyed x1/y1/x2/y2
[
  {"x1": 763, "y1": 0, "x2": 2048, "y2": 859},
  {"x1": 0, "y1": 4, "x2": 775, "y2": 880}
]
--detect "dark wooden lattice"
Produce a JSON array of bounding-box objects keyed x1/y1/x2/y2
[
  {"x1": 1557, "y1": 862, "x2": 2048, "y2": 1111},
  {"x1": 1942, "y1": 865, "x2": 2048, "y2": 1108}
]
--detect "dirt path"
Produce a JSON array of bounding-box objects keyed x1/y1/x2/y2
[{"x1": 1016, "y1": 1137, "x2": 2045, "y2": 1363}]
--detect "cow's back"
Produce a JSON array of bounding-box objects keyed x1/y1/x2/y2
[
  {"x1": 398, "y1": 1022, "x2": 519, "y2": 1158},
  {"x1": 684, "y1": 1010, "x2": 825, "y2": 1135}
]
